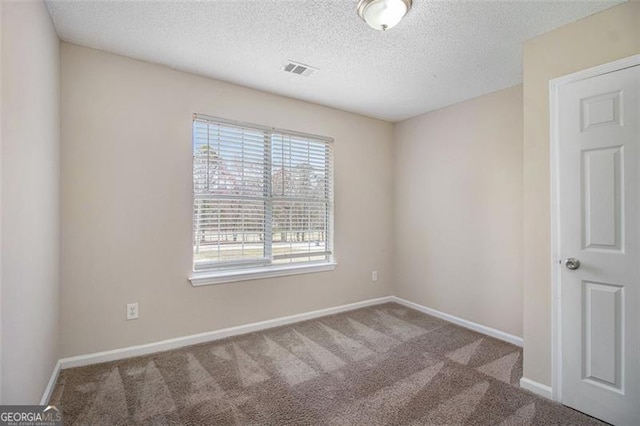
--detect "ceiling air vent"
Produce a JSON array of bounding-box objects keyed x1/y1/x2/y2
[{"x1": 283, "y1": 61, "x2": 318, "y2": 77}]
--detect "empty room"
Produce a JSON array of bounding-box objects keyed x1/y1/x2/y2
[{"x1": 1, "y1": 0, "x2": 639, "y2": 424}]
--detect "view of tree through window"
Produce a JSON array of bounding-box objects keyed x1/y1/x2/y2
[{"x1": 193, "y1": 117, "x2": 333, "y2": 271}]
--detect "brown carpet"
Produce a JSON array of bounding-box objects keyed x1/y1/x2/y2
[{"x1": 50, "y1": 302, "x2": 604, "y2": 425}]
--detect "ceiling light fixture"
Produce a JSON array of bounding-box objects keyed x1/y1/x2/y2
[{"x1": 357, "y1": 0, "x2": 412, "y2": 31}]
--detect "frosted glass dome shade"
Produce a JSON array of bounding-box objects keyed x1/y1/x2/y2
[{"x1": 357, "y1": 0, "x2": 412, "y2": 31}]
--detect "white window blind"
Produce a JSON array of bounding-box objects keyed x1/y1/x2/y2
[{"x1": 193, "y1": 115, "x2": 333, "y2": 273}]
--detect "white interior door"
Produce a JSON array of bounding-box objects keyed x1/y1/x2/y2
[{"x1": 559, "y1": 64, "x2": 640, "y2": 425}]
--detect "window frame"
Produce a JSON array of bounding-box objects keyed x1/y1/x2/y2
[{"x1": 189, "y1": 113, "x2": 336, "y2": 286}]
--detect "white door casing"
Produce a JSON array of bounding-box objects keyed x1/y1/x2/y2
[{"x1": 555, "y1": 61, "x2": 639, "y2": 426}]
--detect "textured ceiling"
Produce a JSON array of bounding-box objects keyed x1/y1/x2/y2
[{"x1": 46, "y1": 0, "x2": 624, "y2": 122}]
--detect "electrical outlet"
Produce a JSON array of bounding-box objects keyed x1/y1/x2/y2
[
  {"x1": 371, "y1": 270, "x2": 378, "y2": 282},
  {"x1": 127, "y1": 302, "x2": 139, "y2": 320}
]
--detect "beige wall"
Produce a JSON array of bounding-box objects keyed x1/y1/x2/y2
[
  {"x1": 60, "y1": 43, "x2": 394, "y2": 357},
  {"x1": 522, "y1": 1, "x2": 640, "y2": 386},
  {"x1": 393, "y1": 85, "x2": 524, "y2": 338},
  {"x1": 0, "y1": 0, "x2": 4, "y2": 404},
  {"x1": 1, "y1": 1, "x2": 60, "y2": 403}
]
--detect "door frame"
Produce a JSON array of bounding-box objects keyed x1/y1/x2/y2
[{"x1": 549, "y1": 54, "x2": 640, "y2": 404}]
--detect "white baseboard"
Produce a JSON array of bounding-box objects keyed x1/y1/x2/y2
[
  {"x1": 40, "y1": 360, "x2": 61, "y2": 405},
  {"x1": 391, "y1": 297, "x2": 524, "y2": 347},
  {"x1": 58, "y1": 296, "x2": 394, "y2": 370},
  {"x1": 520, "y1": 377, "x2": 553, "y2": 400},
  {"x1": 56, "y1": 294, "x2": 525, "y2": 375}
]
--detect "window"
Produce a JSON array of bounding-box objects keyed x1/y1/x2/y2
[{"x1": 191, "y1": 114, "x2": 334, "y2": 284}]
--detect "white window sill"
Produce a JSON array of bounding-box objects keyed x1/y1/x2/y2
[{"x1": 189, "y1": 262, "x2": 337, "y2": 286}]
